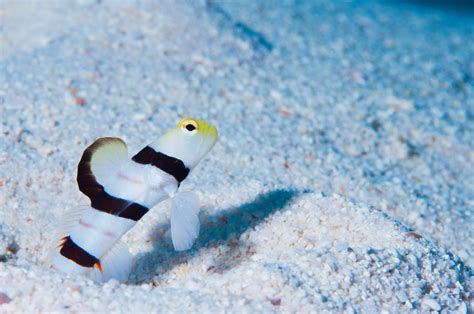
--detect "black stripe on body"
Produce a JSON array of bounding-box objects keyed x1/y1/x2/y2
[
  {"x1": 132, "y1": 146, "x2": 190, "y2": 183},
  {"x1": 59, "y1": 236, "x2": 99, "y2": 268},
  {"x1": 77, "y1": 138, "x2": 149, "y2": 221}
]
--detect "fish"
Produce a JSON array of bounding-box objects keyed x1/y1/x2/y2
[{"x1": 48, "y1": 118, "x2": 218, "y2": 283}]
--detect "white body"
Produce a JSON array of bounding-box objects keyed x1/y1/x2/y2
[
  {"x1": 100, "y1": 159, "x2": 178, "y2": 208},
  {"x1": 49, "y1": 118, "x2": 217, "y2": 282},
  {"x1": 50, "y1": 160, "x2": 178, "y2": 281}
]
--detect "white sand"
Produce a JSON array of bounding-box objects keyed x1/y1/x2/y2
[{"x1": 0, "y1": 0, "x2": 473, "y2": 312}]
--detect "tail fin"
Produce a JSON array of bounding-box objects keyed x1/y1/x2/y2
[
  {"x1": 46, "y1": 206, "x2": 92, "y2": 276},
  {"x1": 47, "y1": 206, "x2": 89, "y2": 253},
  {"x1": 47, "y1": 206, "x2": 133, "y2": 283},
  {"x1": 170, "y1": 192, "x2": 200, "y2": 251}
]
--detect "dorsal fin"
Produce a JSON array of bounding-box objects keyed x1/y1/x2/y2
[
  {"x1": 77, "y1": 137, "x2": 149, "y2": 220},
  {"x1": 84, "y1": 137, "x2": 128, "y2": 179},
  {"x1": 77, "y1": 137, "x2": 128, "y2": 197}
]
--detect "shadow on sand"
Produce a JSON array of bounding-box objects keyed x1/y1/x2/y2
[{"x1": 130, "y1": 189, "x2": 298, "y2": 284}]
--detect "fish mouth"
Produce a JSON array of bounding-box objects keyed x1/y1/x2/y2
[{"x1": 206, "y1": 124, "x2": 218, "y2": 142}]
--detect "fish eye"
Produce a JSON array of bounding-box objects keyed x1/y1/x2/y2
[{"x1": 181, "y1": 119, "x2": 198, "y2": 134}]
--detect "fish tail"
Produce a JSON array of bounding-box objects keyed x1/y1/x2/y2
[{"x1": 47, "y1": 206, "x2": 134, "y2": 283}]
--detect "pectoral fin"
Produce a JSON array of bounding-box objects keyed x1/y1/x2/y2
[{"x1": 170, "y1": 192, "x2": 200, "y2": 251}]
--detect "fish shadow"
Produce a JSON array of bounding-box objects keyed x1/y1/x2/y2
[{"x1": 130, "y1": 188, "x2": 298, "y2": 284}]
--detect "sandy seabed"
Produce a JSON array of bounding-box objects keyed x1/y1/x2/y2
[{"x1": 0, "y1": 0, "x2": 473, "y2": 312}]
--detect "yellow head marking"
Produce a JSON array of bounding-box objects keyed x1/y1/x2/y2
[
  {"x1": 178, "y1": 117, "x2": 218, "y2": 140},
  {"x1": 155, "y1": 117, "x2": 218, "y2": 169}
]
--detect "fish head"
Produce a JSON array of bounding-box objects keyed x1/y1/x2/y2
[{"x1": 153, "y1": 118, "x2": 218, "y2": 170}]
